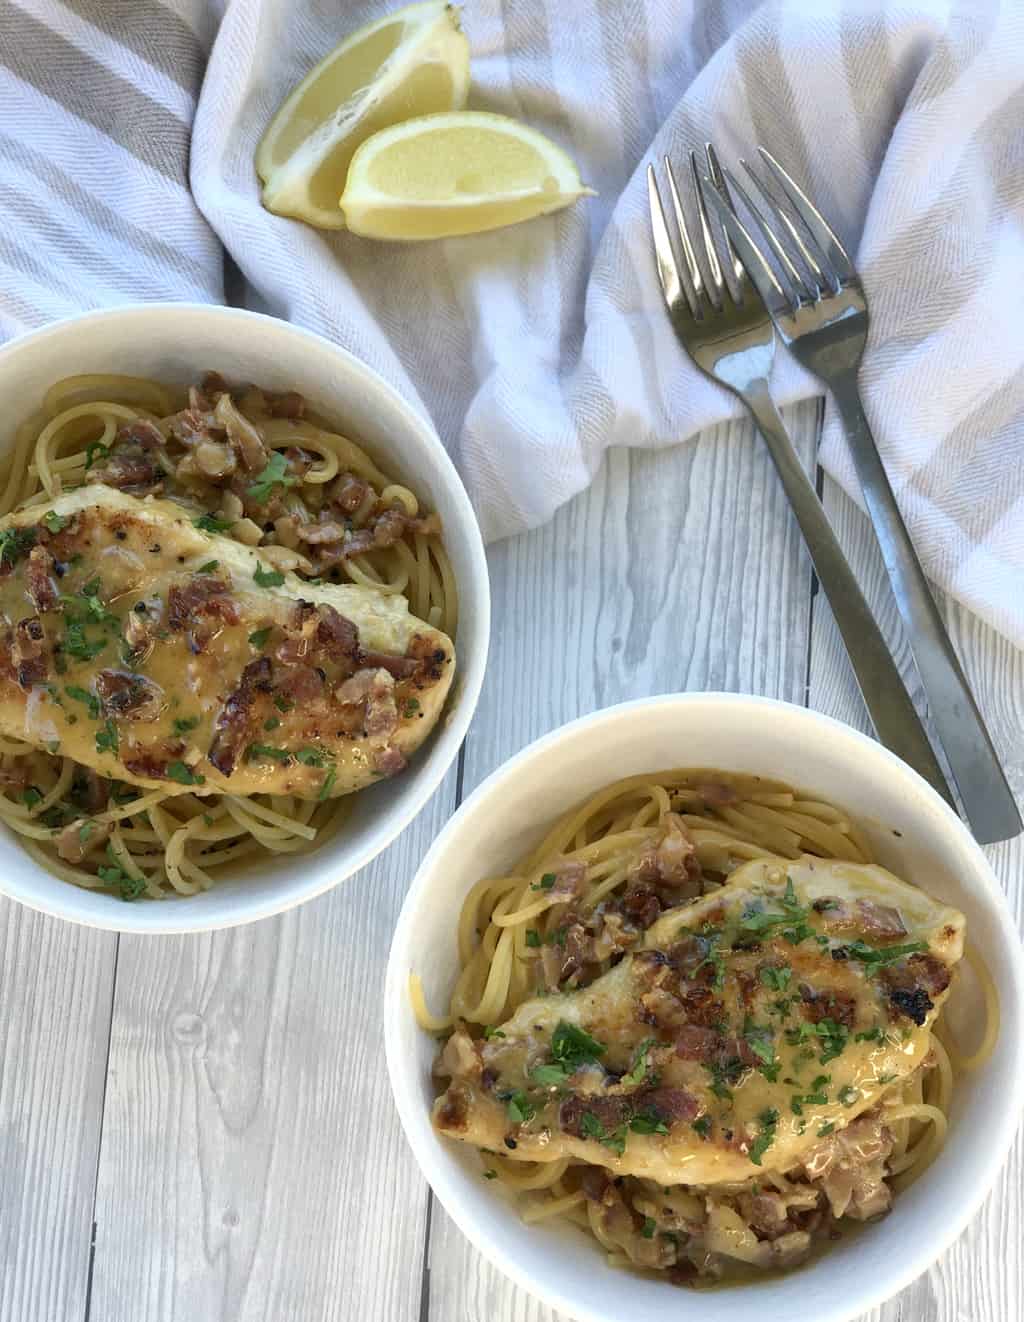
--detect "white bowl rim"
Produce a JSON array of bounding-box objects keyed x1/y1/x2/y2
[
  {"x1": 385, "y1": 691, "x2": 1024, "y2": 1322},
  {"x1": 0, "y1": 302, "x2": 490, "y2": 934}
]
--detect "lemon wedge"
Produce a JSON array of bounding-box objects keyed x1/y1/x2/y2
[
  {"x1": 257, "y1": 1, "x2": 470, "y2": 229},
  {"x1": 339, "y1": 110, "x2": 595, "y2": 240}
]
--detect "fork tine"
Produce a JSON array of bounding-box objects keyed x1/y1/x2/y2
[
  {"x1": 689, "y1": 149, "x2": 723, "y2": 305},
  {"x1": 664, "y1": 157, "x2": 705, "y2": 309},
  {"x1": 740, "y1": 158, "x2": 828, "y2": 296},
  {"x1": 757, "y1": 146, "x2": 854, "y2": 288},
  {"x1": 700, "y1": 173, "x2": 791, "y2": 320},
  {"x1": 647, "y1": 165, "x2": 699, "y2": 318},
  {"x1": 705, "y1": 142, "x2": 743, "y2": 288},
  {"x1": 719, "y1": 165, "x2": 806, "y2": 310}
]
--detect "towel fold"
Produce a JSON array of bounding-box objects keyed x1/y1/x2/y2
[{"x1": 2, "y1": 0, "x2": 1022, "y2": 645}]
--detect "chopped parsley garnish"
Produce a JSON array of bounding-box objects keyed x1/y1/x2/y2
[
  {"x1": 759, "y1": 964, "x2": 792, "y2": 992},
  {"x1": 248, "y1": 626, "x2": 272, "y2": 649},
  {"x1": 264, "y1": 717, "x2": 281, "y2": 732},
  {"x1": 579, "y1": 1111, "x2": 627, "y2": 1155},
  {"x1": 66, "y1": 684, "x2": 100, "y2": 719},
  {"x1": 84, "y1": 440, "x2": 109, "y2": 470},
  {"x1": 786, "y1": 1017, "x2": 849, "y2": 1065},
  {"x1": 197, "y1": 560, "x2": 219, "y2": 574},
  {"x1": 694, "y1": 926, "x2": 726, "y2": 988},
  {"x1": 246, "y1": 743, "x2": 290, "y2": 763},
  {"x1": 838, "y1": 1085, "x2": 859, "y2": 1106},
  {"x1": 166, "y1": 761, "x2": 205, "y2": 786},
  {"x1": 742, "y1": 1018, "x2": 779, "y2": 1081},
  {"x1": 878, "y1": 1072, "x2": 896, "y2": 1084},
  {"x1": 817, "y1": 1121, "x2": 835, "y2": 1137},
  {"x1": 0, "y1": 526, "x2": 35, "y2": 568},
  {"x1": 78, "y1": 821, "x2": 94, "y2": 844},
  {"x1": 273, "y1": 694, "x2": 293, "y2": 713},
  {"x1": 748, "y1": 1108, "x2": 779, "y2": 1165},
  {"x1": 172, "y1": 715, "x2": 200, "y2": 736},
  {"x1": 531, "y1": 872, "x2": 557, "y2": 891},
  {"x1": 43, "y1": 511, "x2": 67, "y2": 534},
  {"x1": 530, "y1": 1063, "x2": 569, "y2": 1087},
  {"x1": 502, "y1": 1090, "x2": 535, "y2": 1126},
  {"x1": 317, "y1": 767, "x2": 337, "y2": 801},
  {"x1": 855, "y1": 1026, "x2": 884, "y2": 1042},
  {"x1": 63, "y1": 620, "x2": 107, "y2": 662},
  {"x1": 790, "y1": 1074, "x2": 830, "y2": 1115},
  {"x1": 628, "y1": 1109, "x2": 668, "y2": 1136},
  {"x1": 247, "y1": 451, "x2": 297, "y2": 503},
  {"x1": 94, "y1": 719, "x2": 118, "y2": 756},
  {"x1": 706, "y1": 1056, "x2": 743, "y2": 1101},
  {"x1": 640, "y1": 1218, "x2": 656, "y2": 1240},
  {"x1": 194, "y1": 512, "x2": 234, "y2": 533},
  {"x1": 692, "y1": 1115, "x2": 712, "y2": 1139},
  {"x1": 482, "y1": 1169, "x2": 497, "y2": 1180},
  {"x1": 22, "y1": 786, "x2": 43, "y2": 809},
  {"x1": 295, "y1": 746, "x2": 331, "y2": 767},
  {"x1": 550, "y1": 1021, "x2": 606, "y2": 1072},
  {"x1": 842, "y1": 940, "x2": 928, "y2": 967},
  {"x1": 253, "y1": 563, "x2": 285, "y2": 588},
  {"x1": 46, "y1": 739, "x2": 61, "y2": 755},
  {"x1": 623, "y1": 1037, "x2": 656, "y2": 1087},
  {"x1": 524, "y1": 929, "x2": 541, "y2": 948},
  {"x1": 403, "y1": 697, "x2": 420, "y2": 718},
  {"x1": 97, "y1": 851, "x2": 146, "y2": 901},
  {"x1": 483, "y1": 1026, "x2": 505, "y2": 1039}
]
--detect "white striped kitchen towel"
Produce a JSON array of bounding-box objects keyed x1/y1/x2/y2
[{"x1": 2, "y1": 0, "x2": 1023, "y2": 648}]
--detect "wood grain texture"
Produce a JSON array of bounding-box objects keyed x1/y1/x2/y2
[
  {"x1": 86, "y1": 765, "x2": 458, "y2": 1322},
  {"x1": 809, "y1": 475, "x2": 1024, "y2": 1322},
  {"x1": 0, "y1": 902, "x2": 116, "y2": 1322},
  {"x1": 427, "y1": 402, "x2": 821, "y2": 1322}
]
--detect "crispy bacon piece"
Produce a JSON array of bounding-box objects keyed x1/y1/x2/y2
[
  {"x1": 373, "y1": 744, "x2": 407, "y2": 777},
  {"x1": 207, "y1": 656, "x2": 272, "y2": 776},
  {"x1": 629, "y1": 813, "x2": 702, "y2": 896},
  {"x1": 13, "y1": 616, "x2": 47, "y2": 689},
  {"x1": 319, "y1": 506, "x2": 442, "y2": 562},
  {"x1": 315, "y1": 604, "x2": 360, "y2": 665},
  {"x1": 57, "y1": 817, "x2": 111, "y2": 864},
  {"x1": 87, "y1": 420, "x2": 165, "y2": 495},
  {"x1": 881, "y1": 953, "x2": 950, "y2": 1026},
  {"x1": 329, "y1": 471, "x2": 371, "y2": 515},
  {"x1": 336, "y1": 667, "x2": 399, "y2": 738},
  {"x1": 167, "y1": 576, "x2": 239, "y2": 654},
  {"x1": 94, "y1": 670, "x2": 165, "y2": 722},
  {"x1": 26, "y1": 545, "x2": 59, "y2": 612}
]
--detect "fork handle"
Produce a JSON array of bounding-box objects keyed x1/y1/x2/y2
[
  {"x1": 741, "y1": 380, "x2": 956, "y2": 810},
  {"x1": 828, "y1": 372, "x2": 1020, "y2": 844}
]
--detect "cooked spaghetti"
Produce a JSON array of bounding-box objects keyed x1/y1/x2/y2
[
  {"x1": 416, "y1": 771, "x2": 997, "y2": 1286},
  {"x1": 0, "y1": 373, "x2": 457, "y2": 899}
]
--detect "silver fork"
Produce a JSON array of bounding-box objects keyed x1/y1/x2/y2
[
  {"x1": 702, "y1": 149, "x2": 1020, "y2": 845},
  {"x1": 647, "y1": 146, "x2": 954, "y2": 810}
]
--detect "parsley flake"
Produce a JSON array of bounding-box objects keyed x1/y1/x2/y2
[{"x1": 253, "y1": 563, "x2": 285, "y2": 588}]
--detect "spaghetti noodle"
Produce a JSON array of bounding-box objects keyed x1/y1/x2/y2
[
  {"x1": 0, "y1": 373, "x2": 457, "y2": 898},
  {"x1": 415, "y1": 770, "x2": 995, "y2": 1285}
]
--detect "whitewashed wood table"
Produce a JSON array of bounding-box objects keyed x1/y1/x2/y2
[{"x1": 2, "y1": 401, "x2": 1021, "y2": 1322}]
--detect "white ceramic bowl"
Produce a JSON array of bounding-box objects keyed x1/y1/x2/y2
[
  {"x1": 385, "y1": 693, "x2": 1024, "y2": 1322},
  {"x1": 0, "y1": 304, "x2": 489, "y2": 933}
]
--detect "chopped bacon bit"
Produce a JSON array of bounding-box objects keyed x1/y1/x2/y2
[
  {"x1": 13, "y1": 616, "x2": 47, "y2": 689},
  {"x1": 315, "y1": 604, "x2": 360, "y2": 664},
  {"x1": 26, "y1": 545, "x2": 59, "y2": 612},
  {"x1": 296, "y1": 519, "x2": 348, "y2": 546},
  {"x1": 57, "y1": 817, "x2": 111, "y2": 864},
  {"x1": 674, "y1": 1024, "x2": 726, "y2": 1062},
  {"x1": 642, "y1": 1087, "x2": 699, "y2": 1123},
  {"x1": 87, "y1": 420, "x2": 166, "y2": 495},
  {"x1": 629, "y1": 814, "x2": 702, "y2": 896},
  {"x1": 798, "y1": 983, "x2": 857, "y2": 1028},
  {"x1": 549, "y1": 861, "x2": 587, "y2": 901},
  {"x1": 360, "y1": 650, "x2": 421, "y2": 681},
  {"x1": 336, "y1": 667, "x2": 398, "y2": 738},
  {"x1": 265, "y1": 390, "x2": 305, "y2": 419},
  {"x1": 618, "y1": 884, "x2": 662, "y2": 929},
  {"x1": 815, "y1": 896, "x2": 907, "y2": 942},
  {"x1": 94, "y1": 670, "x2": 165, "y2": 722},
  {"x1": 122, "y1": 747, "x2": 183, "y2": 780},
  {"x1": 373, "y1": 744, "x2": 407, "y2": 777},
  {"x1": 279, "y1": 664, "x2": 325, "y2": 706},
  {"x1": 881, "y1": 954, "x2": 950, "y2": 1026},
  {"x1": 208, "y1": 656, "x2": 272, "y2": 776},
  {"x1": 167, "y1": 577, "x2": 239, "y2": 654},
  {"x1": 329, "y1": 471, "x2": 370, "y2": 515}
]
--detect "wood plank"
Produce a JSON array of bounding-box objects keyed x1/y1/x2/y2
[
  {"x1": 87, "y1": 767, "x2": 458, "y2": 1322},
  {"x1": 808, "y1": 475, "x2": 1024, "y2": 1322},
  {"x1": 0, "y1": 904, "x2": 117, "y2": 1322},
  {"x1": 427, "y1": 402, "x2": 822, "y2": 1321}
]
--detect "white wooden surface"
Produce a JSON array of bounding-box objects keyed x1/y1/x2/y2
[{"x1": 1, "y1": 402, "x2": 1021, "y2": 1322}]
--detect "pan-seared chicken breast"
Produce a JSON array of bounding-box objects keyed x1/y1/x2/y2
[
  {"x1": 433, "y1": 857, "x2": 964, "y2": 1184},
  {"x1": 0, "y1": 486, "x2": 454, "y2": 797}
]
